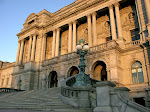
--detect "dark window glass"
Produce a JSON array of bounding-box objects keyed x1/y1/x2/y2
[{"x1": 131, "y1": 29, "x2": 140, "y2": 41}]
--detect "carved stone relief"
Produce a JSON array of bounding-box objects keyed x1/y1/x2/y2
[
  {"x1": 120, "y1": 5, "x2": 139, "y2": 29},
  {"x1": 46, "y1": 36, "x2": 53, "y2": 59},
  {"x1": 120, "y1": 5, "x2": 139, "y2": 42},
  {"x1": 61, "y1": 30, "x2": 68, "y2": 55},
  {"x1": 96, "y1": 15, "x2": 111, "y2": 44},
  {"x1": 77, "y1": 23, "x2": 88, "y2": 44}
]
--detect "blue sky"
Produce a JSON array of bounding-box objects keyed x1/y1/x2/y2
[{"x1": 0, "y1": 0, "x2": 75, "y2": 63}]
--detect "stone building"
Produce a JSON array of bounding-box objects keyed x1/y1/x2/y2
[{"x1": 0, "y1": 0, "x2": 150, "y2": 107}]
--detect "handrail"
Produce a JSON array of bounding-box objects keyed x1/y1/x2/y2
[{"x1": 113, "y1": 87, "x2": 150, "y2": 112}]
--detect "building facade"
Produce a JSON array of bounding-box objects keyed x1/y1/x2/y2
[{"x1": 0, "y1": 0, "x2": 150, "y2": 106}]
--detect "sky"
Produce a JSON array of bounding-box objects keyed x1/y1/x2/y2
[{"x1": 0, "y1": 0, "x2": 76, "y2": 63}]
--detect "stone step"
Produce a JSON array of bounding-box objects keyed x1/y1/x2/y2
[
  {"x1": 0, "y1": 104, "x2": 72, "y2": 109},
  {"x1": 0, "y1": 107, "x2": 92, "y2": 112},
  {"x1": 0, "y1": 87, "x2": 92, "y2": 112}
]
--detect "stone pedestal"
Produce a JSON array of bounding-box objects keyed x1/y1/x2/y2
[
  {"x1": 93, "y1": 81, "x2": 115, "y2": 112},
  {"x1": 24, "y1": 61, "x2": 35, "y2": 70},
  {"x1": 116, "y1": 38, "x2": 126, "y2": 47},
  {"x1": 145, "y1": 88, "x2": 150, "y2": 108},
  {"x1": 13, "y1": 65, "x2": 24, "y2": 73}
]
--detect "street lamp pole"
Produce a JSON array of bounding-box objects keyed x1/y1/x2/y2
[{"x1": 73, "y1": 39, "x2": 91, "y2": 87}]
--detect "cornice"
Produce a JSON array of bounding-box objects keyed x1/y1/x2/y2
[
  {"x1": 44, "y1": 0, "x2": 108, "y2": 28},
  {"x1": 0, "y1": 62, "x2": 15, "y2": 70},
  {"x1": 17, "y1": 24, "x2": 39, "y2": 37},
  {"x1": 12, "y1": 69, "x2": 37, "y2": 76}
]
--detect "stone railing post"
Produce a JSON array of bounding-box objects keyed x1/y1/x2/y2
[{"x1": 94, "y1": 81, "x2": 115, "y2": 112}]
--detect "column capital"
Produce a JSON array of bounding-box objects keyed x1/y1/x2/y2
[
  {"x1": 92, "y1": 11, "x2": 97, "y2": 16},
  {"x1": 73, "y1": 20, "x2": 77, "y2": 24},
  {"x1": 108, "y1": 4, "x2": 114, "y2": 9},
  {"x1": 57, "y1": 28, "x2": 61, "y2": 31},
  {"x1": 114, "y1": 2, "x2": 120, "y2": 7},
  {"x1": 68, "y1": 22, "x2": 73, "y2": 26},
  {"x1": 21, "y1": 39, "x2": 24, "y2": 42},
  {"x1": 87, "y1": 13, "x2": 91, "y2": 18},
  {"x1": 29, "y1": 35, "x2": 32, "y2": 38},
  {"x1": 31, "y1": 33, "x2": 37, "y2": 37},
  {"x1": 52, "y1": 29, "x2": 56, "y2": 32},
  {"x1": 43, "y1": 33, "x2": 47, "y2": 38}
]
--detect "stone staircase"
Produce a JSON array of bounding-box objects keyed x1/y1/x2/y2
[{"x1": 0, "y1": 87, "x2": 92, "y2": 112}]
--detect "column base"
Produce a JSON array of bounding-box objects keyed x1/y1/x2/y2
[{"x1": 116, "y1": 37, "x2": 126, "y2": 46}]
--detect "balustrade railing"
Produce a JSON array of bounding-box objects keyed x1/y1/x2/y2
[
  {"x1": 125, "y1": 40, "x2": 141, "y2": 48},
  {"x1": 89, "y1": 43, "x2": 107, "y2": 52},
  {"x1": 60, "y1": 75, "x2": 98, "y2": 108},
  {"x1": 0, "y1": 88, "x2": 24, "y2": 94}
]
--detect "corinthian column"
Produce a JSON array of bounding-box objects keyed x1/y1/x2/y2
[
  {"x1": 114, "y1": 2, "x2": 123, "y2": 39},
  {"x1": 87, "y1": 14, "x2": 92, "y2": 47},
  {"x1": 109, "y1": 5, "x2": 117, "y2": 40},
  {"x1": 41, "y1": 34, "x2": 47, "y2": 61},
  {"x1": 92, "y1": 12, "x2": 97, "y2": 46},
  {"x1": 18, "y1": 39, "x2": 24, "y2": 65},
  {"x1": 27, "y1": 35, "x2": 32, "y2": 62},
  {"x1": 73, "y1": 21, "x2": 77, "y2": 51},
  {"x1": 52, "y1": 30, "x2": 56, "y2": 58},
  {"x1": 55, "y1": 28, "x2": 60, "y2": 57},
  {"x1": 68, "y1": 22, "x2": 72, "y2": 53},
  {"x1": 31, "y1": 34, "x2": 36, "y2": 61},
  {"x1": 15, "y1": 41, "x2": 21, "y2": 65}
]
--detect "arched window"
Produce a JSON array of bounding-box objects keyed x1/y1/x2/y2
[{"x1": 131, "y1": 61, "x2": 144, "y2": 83}]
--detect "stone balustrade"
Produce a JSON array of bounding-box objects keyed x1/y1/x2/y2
[
  {"x1": 60, "y1": 75, "x2": 98, "y2": 108},
  {"x1": 0, "y1": 88, "x2": 24, "y2": 94},
  {"x1": 125, "y1": 40, "x2": 141, "y2": 48},
  {"x1": 61, "y1": 77, "x2": 150, "y2": 112},
  {"x1": 43, "y1": 52, "x2": 78, "y2": 66}
]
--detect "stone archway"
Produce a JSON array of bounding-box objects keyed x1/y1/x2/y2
[
  {"x1": 67, "y1": 66, "x2": 79, "y2": 77},
  {"x1": 92, "y1": 61, "x2": 107, "y2": 81},
  {"x1": 48, "y1": 71, "x2": 58, "y2": 88}
]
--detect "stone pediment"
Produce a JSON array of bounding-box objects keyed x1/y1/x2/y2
[{"x1": 25, "y1": 13, "x2": 36, "y2": 22}]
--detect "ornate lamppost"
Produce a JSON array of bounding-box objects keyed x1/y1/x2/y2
[{"x1": 73, "y1": 39, "x2": 91, "y2": 87}]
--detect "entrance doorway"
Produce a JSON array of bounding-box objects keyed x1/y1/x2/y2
[
  {"x1": 68, "y1": 66, "x2": 79, "y2": 77},
  {"x1": 93, "y1": 61, "x2": 107, "y2": 81},
  {"x1": 48, "y1": 71, "x2": 58, "y2": 88}
]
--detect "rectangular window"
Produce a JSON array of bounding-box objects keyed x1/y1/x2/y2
[{"x1": 131, "y1": 29, "x2": 140, "y2": 41}]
